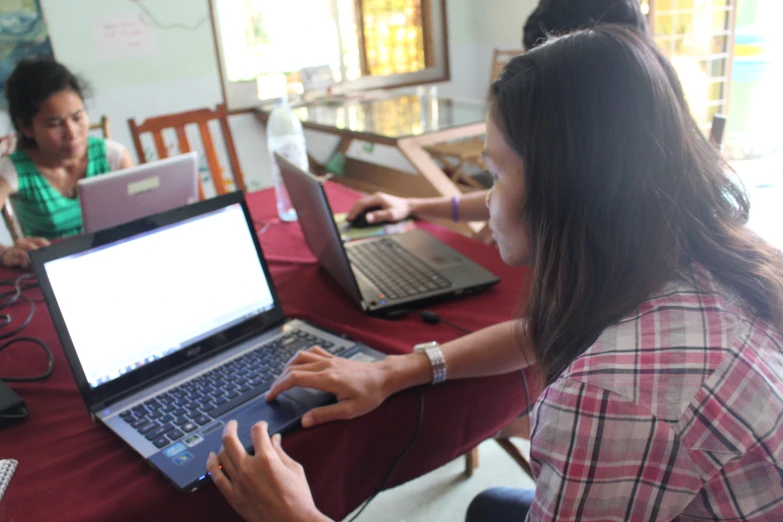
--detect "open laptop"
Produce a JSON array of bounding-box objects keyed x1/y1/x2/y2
[
  {"x1": 30, "y1": 191, "x2": 384, "y2": 493},
  {"x1": 277, "y1": 154, "x2": 499, "y2": 314},
  {"x1": 77, "y1": 152, "x2": 200, "y2": 233}
]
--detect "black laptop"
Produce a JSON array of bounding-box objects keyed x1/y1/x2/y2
[
  {"x1": 30, "y1": 191, "x2": 384, "y2": 492},
  {"x1": 277, "y1": 154, "x2": 499, "y2": 314}
]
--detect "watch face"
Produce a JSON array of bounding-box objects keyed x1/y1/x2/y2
[{"x1": 414, "y1": 341, "x2": 438, "y2": 352}]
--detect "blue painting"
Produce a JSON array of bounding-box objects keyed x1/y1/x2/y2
[{"x1": 0, "y1": 0, "x2": 55, "y2": 109}]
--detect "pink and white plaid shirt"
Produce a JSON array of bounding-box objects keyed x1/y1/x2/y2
[{"x1": 528, "y1": 263, "x2": 783, "y2": 521}]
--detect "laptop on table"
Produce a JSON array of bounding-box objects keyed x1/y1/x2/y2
[
  {"x1": 30, "y1": 191, "x2": 384, "y2": 493},
  {"x1": 77, "y1": 152, "x2": 200, "y2": 233},
  {"x1": 276, "y1": 154, "x2": 500, "y2": 314}
]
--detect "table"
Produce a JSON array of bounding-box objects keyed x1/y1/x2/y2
[
  {"x1": 255, "y1": 93, "x2": 487, "y2": 235},
  {"x1": 0, "y1": 184, "x2": 537, "y2": 522}
]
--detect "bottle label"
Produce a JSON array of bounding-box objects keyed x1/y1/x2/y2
[{"x1": 269, "y1": 135, "x2": 308, "y2": 171}]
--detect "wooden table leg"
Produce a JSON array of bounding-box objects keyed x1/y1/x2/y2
[{"x1": 465, "y1": 446, "x2": 480, "y2": 477}]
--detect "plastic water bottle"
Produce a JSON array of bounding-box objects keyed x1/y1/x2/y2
[{"x1": 267, "y1": 98, "x2": 307, "y2": 222}]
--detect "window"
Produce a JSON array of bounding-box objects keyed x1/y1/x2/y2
[
  {"x1": 209, "y1": 0, "x2": 449, "y2": 111},
  {"x1": 643, "y1": 0, "x2": 737, "y2": 131}
]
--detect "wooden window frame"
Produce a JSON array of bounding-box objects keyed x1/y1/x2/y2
[{"x1": 209, "y1": 0, "x2": 450, "y2": 112}]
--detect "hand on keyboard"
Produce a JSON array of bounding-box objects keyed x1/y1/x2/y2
[{"x1": 265, "y1": 346, "x2": 389, "y2": 428}]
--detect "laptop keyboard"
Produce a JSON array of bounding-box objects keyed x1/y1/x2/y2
[
  {"x1": 118, "y1": 330, "x2": 344, "y2": 449},
  {"x1": 346, "y1": 239, "x2": 451, "y2": 300}
]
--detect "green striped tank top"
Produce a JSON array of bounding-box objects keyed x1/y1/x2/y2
[{"x1": 9, "y1": 137, "x2": 111, "y2": 239}]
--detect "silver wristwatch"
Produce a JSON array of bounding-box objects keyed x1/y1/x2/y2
[{"x1": 413, "y1": 341, "x2": 447, "y2": 385}]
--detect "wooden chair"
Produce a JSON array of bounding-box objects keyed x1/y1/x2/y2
[
  {"x1": 1, "y1": 133, "x2": 23, "y2": 242},
  {"x1": 89, "y1": 115, "x2": 111, "y2": 139},
  {"x1": 424, "y1": 49, "x2": 524, "y2": 192},
  {"x1": 710, "y1": 113, "x2": 727, "y2": 148},
  {"x1": 127, "y1": 104, "x2": 245, "y2": 199}
]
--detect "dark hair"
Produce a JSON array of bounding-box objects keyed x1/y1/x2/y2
[
  {"x1": 523, "y1": 0, "x2": 649, "y2": 50},
  {"x1": 4, "y1": 57, "x2": 88, "y2": 149},
  {"x1": 489, "y1": 26, "x2": 783, "y2": 385}
]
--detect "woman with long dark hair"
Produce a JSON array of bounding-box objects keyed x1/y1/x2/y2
[{"x1": 206, "y1": 27, "x2": 783, "y2": 521}]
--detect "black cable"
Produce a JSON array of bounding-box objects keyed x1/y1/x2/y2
[
  {"x1": 347, "y1": 390, "x2": 424, "y2": 522},
  {"x1": 419, "y1": 310, "x2": 475, "y2": 334},
  {"x1": 383, "y1": 308, "x2": 476, "y2": 335},
  {"x1": 0, "y1": 295, "x2": 35, "y2": 340},
  {"x1": 0, "y1": 274, "x2": 55, "y2": 383},
  {"x1": 0, "y1": 337, "x2": 55, "y2": 382}
]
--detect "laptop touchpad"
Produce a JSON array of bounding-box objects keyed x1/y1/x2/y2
[{"x1": 232, "y1": 393, "x2": 305, "y2": 434}]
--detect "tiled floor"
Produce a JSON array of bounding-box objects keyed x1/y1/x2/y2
[{"x1": 340, "y1": 438, "x2": 535, "y2": 522}]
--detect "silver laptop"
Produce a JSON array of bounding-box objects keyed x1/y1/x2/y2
[
  {"x1": 277, "y1": 154, "x2": 499, "y2": 314},
  {"x1": 30, "y1": 191, "x2": 384, "y2": 493},
  {"x1": 77, "y1": 152, "x2": 200, "y2": 233}
]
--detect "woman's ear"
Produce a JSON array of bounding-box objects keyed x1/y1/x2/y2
[{"x1": 16, "y1": 119, "x2": 35, "y2": 140}]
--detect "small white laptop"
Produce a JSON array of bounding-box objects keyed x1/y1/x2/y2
[{"x1": 77, "y1": 152, "x2": 200, "y2": 233}]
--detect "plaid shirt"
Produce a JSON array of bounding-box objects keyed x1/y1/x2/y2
[{"x1": 528, "y1": 263, "x2": 783, "y2": 521}]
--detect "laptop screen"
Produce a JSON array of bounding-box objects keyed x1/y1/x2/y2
[{"x1": 41, "y1": 203, "x2": 275, "y2": 389}]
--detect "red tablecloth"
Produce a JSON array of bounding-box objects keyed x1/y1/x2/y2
[{"x1": 0, "y1": 183, "x2": 537, "y2": 522}]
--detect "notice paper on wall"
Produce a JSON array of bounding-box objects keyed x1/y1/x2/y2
[{"x1": 93, "y1": 13, "x2": 156, "y2": 61}]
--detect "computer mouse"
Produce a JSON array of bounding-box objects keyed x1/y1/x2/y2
[{"x1": 349, "y1": 205, "x2": 386, "y2": 228}]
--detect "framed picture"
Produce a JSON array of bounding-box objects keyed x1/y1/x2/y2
[{"x1": 0, "y1": 0, "x2": 55, "y2": 109}]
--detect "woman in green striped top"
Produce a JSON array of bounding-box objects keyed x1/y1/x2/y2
[{"x1": 0, "y1": 58, "x2": 133, "y2": 268}]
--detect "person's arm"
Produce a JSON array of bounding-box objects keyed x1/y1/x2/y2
[
  {"x1": 105, "y1": 140, "x2": 134, "y2": 171},
  {"x1": 408, "y1": 190, "x2": 490, "y2": 222},
  {"x1": 211, "y1": 322, "x2": 532, "y2": 522},
  {"x1": 346, "y1": 190, "x2": 491, "y2": 224},
  {"x1": 266, "y1": 319, "x2": 533, "y2": 427},
  {"x1": 381, "y1": 319, "x2": 532, "y2": 396},
  {"x1": 119, "y1": 147, "x2": 134, "y2": 169},
  {"x1": 0, "y1": 176, "x2": 51, "y2": 268}
]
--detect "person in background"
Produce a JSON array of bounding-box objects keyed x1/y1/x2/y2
[
  {"x1": 347, "y1": 0, "x2": 651, "y2": 443},
  {"x1": 522, "y1": 0, "x2": 648, "y2": 50},
  {"x1": 0, "y1": 58, "x2": 133, "y2": 268},
  {"x1": 347, "y1": 0, "x2": 649, "y2": 229},
  {"x1": 208, "y1": 26, "x2": 783, "y2": 521}
]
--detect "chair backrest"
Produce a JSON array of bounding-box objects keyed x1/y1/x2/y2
[
  {"x1": 710, "y1": 113, "x2": 727, "y2": 149},
  {"x1": 2, "y1": 200, "x2": 24, "y2": 242},
  {"x1": 127, "y1": 104, "x2": 245, "y2": 199},
  {"x1": 490, "y1": 49, "x2": 524, "y2": 85},
  {"x1": 89, "y1": 115, "x2": 111, "y2": 139},
  {"x1": 0, "y1": 134, "x2": 23, "y2": 241}
]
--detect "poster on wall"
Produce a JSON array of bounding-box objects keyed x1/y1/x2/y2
[{"x1": 0, "y1": 0, "x2": 55, "y2": 109}]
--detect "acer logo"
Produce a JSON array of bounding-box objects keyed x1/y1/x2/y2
[{"x1": 186, "y1": 346, "x2": 202, "y2": 358}]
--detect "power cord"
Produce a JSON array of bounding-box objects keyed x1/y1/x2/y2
[
  {"x1": 382, "y1": 308, "x2": 476, "y2": 335},
  {"x1": 0, "y1": 274, "x2": 55, "y2": 383},
  {"x1": 347, "y1": 390, "x2": 424, "y2": 522}
]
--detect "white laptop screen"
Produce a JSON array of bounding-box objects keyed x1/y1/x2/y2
[{"x1": 42, "y1": 203, "x2": 275, "y2": 388}]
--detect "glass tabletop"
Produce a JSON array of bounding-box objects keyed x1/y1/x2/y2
[{"x1": 289, "y1": 94, "x2": 486, "y2": 140}]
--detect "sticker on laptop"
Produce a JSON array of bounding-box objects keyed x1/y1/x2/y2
[
  {"x1": 127, "y1": 176, "x2": 160, "y2": 195},
  {"x1": 183, "y1": 434, "x2": 204, "y2": 448},
  {"x1": 172, "y1": 451, "x2": 194, "y2": 466},
  {"x1": 163, "y1": 442, "x2": 187, "y2": 458}
]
